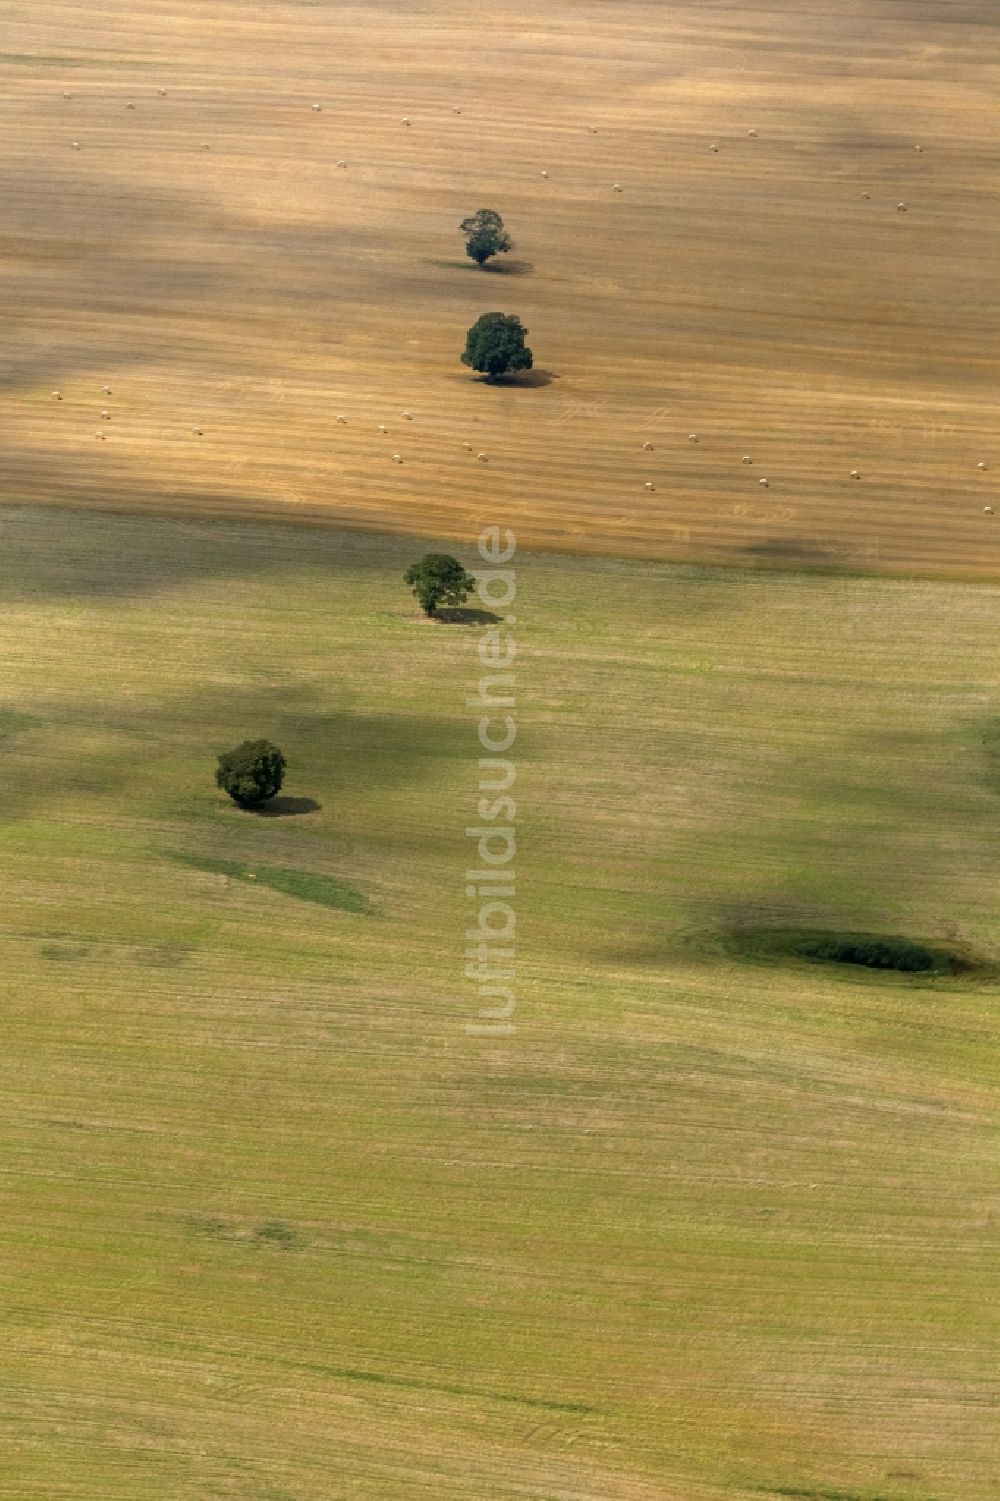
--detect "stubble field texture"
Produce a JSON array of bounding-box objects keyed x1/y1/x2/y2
[
  {"x1": 2, "y1": 0, "x2": 999, "y2": 573},
  {"x1": 2, "y1": 1, "x2": 1000, "y2": 1499}
]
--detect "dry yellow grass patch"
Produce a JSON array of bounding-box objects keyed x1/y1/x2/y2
[{"x1": 2, "y1": 0, "x2": 998, "y2": 574}]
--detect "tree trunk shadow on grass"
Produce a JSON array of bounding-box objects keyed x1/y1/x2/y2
[
  {"x1": 433, "y1": 606, "x2": 503, "y2": 625},
  {"x1": 476, "y1": 369, "x2": 558, "y2": 388},
  {"x1": 481, "y1": 258, "x2": 534, "y2": 276},
  {"x1": 251, "y1": 796, "x2": 322, "y2": 818}
]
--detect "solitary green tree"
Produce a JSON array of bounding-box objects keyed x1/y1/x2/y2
[
  {"x1": 461, "y1": 312, "x2": 533, "y2": 380},
  {"x1": 215, "y1": 739, "x2": 286, "y2": 808},
  {"x1": 460, "y1": 208, "x2": 512, "y2": 266},
  {"x1": 404, "y1": 553, "x2": 476, "y2": 617}
]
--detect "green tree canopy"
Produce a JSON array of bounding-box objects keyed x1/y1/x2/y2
[
  {"x1": 403, "y1": 553, "x2": 476, "y2": 617},
  {"x1": 215, "y1": 739, "x2": 286, "y2": 808},
  {"x1": 460, "y1": 208, "x2": 512, "y2": 266},
  {"x1": 461, "y1": 312, "x2": 533, "y2": 380}
]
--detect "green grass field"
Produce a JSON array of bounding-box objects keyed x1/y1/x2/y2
[{"x1": 1, "y1": 506, "x2": 998, "y2": 1500}]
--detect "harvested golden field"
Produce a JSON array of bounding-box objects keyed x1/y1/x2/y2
[{"x1": 2, "y1": 0, "x2": 999, "y2": 574}]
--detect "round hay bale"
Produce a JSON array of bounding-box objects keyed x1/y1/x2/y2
[
  {"x1": 742, "y1": 455, "x2": 752, "y2": 464},
  {"x1": 644, "y1": 481, "x2": 655, "y2": 491},
  {"x1": 192, "y1": 427, "x2": 203, "y2": 435},
  {"x1": 977, "y1": 461, "x2": 987, "y2": 470},
  {"x1": 312, "y1": 104, "x2": 322, "y2": 112},
  {"x1": 861, "y1": 191, "x2": 871, "y2": 200},
  {"x1": 747, "y1": 128, "x2": 758, "y2": 137},
  {"x1": 126, "y1": 101, "x2": 135, "y2": 109},
  {"x1": 402, "y1": 411, "x2": 413, "y2": 420},
  {"x1": 642, "y1": 441, "x2": 653, "y2": 451},
  {"x1": 709, "y1": 143, "x2": 719, "y2": 152},
  {"x1": 851, "y1": 469, "x2": 861, "y2": 479},
  {"x1": 71, "y1": 142, "x2": 80, "y2": 150},
  {"x1": 400, "y1": 116, "x2": 410, "y2": 125},
  {"x1": 612, "y1": 183, "x2": 623, "y2": 192},
  {"x1": 336, "y1": 414, "x2": 346, "y2": 423},
  {"x1": 985, "y1": 505, "x2": 994, "y2": 515},
  {"x1": 52, "y1": 391, "x2": 61, "y2": 400},
  {"x1": 392, "y1": 454, "x2": 403, "y2": 463},
  {"x1": 897, "y1": 201, "x2": 907, "y2": 212},
  {"x1": 688, "y1": 433, "x2": 698, "y2": 443},
  {"x1": 477, "y1": 452, "x2": 488, "y2": 462},
  {"x1": 336, "y1": 159, "x2": 347, "y2": 168},
  {"x1": 377, "y1": 423, "x2": 387, "y2": 433},
  {"x1": 158, "y1": 88, "x2": 167, "y2": 97},
  {"x1": 100, "y1": 410, "x2": 110, "y2": 420},
  {"x1": 541, "y1": 170, "x2": 549, "y2": 178},
  {"x1": 759, "y1": 478, "x2": 769, "y2": 488},
  {"x1": 102, "y1": 386, "x2": 112, "y2": 395}
]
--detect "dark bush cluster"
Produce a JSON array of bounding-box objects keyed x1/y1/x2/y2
[
  {"x1": 723, "y1": 925, "x2": 980, "y2": 977},
  {"x1": 215, "y1": 739, "x2": 286, "y2": 809},
  {"x1": 794, "y1": 933, "x2": 946, "y2": 972},
  {"x1": 460, "y1": 208, "x2": 512, "y2": 266},
  {"x1": 461, "y1": 311, "x2": 533, "y2": 380},
  {"x1": 403, "y1": 553, "x2": 476, "y2": 617}
]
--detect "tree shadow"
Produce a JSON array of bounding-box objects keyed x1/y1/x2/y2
[
  {"x1": 482, "y1": 258, "x2": 534, "y2": 276},
  {"x1": 434, "y1": 606, "x2": 502, "y2": 625},
  {"x1": 515, "y1": 368, "x2": 558, "y2": 388},
  {"x1": 252, "y1": 796, "x2": 322, "y2": 818},
  {"x1": 476, "y1": 369, "x2": 558, "y2": 388}
]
